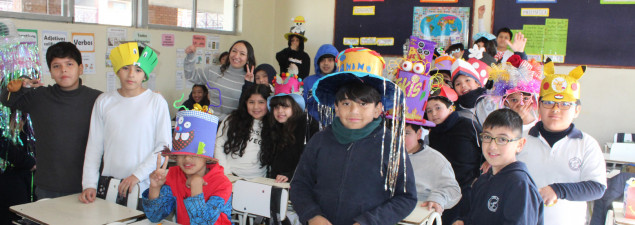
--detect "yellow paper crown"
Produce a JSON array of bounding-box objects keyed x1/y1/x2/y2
[
  {"x1": 540, "y1": 61, "x2": 586, "y2": 102},
  {"x1": 110, "y1": 42, "x2": 140, "y2": 74},
  {"x1": 335, "y1": 47, "x2": 385, "y2": 76}
]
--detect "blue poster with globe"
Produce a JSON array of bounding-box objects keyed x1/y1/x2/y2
[{"x1": 413, "y1": 7, "x2": 470, "y2": 50}]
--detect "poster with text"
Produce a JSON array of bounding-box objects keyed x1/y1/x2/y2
[
  {"x1": 412, "y1": 7, "x2": 470, "y2": 49},
  {"x1": 81, "y1": 52, "x2": 96, "y2": 74},
  {"x1": 107, "y1": 28, "x2": 127, "y2": 47},
  {"x1": 162, "y1": 34, "x2": 175, "y2": 47},
  {"x1": 134, "y1": 31, "x2": 151, "y2": 46},
  {"x1": 41, "y1": 30, "x2": 68, "y2": 74},
  {"x1": 72, "y1": 33, "x2": 95, "y2": 52},
  {"x1": 192, "y1": 35, "x2": 206, "y2": 48},
  {"x1": 17, "y1": 29, "x2": 37, "y2": 44}
]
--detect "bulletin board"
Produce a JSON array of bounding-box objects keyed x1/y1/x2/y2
[
  {"x1": 333, "y1": 0, "x2": 475, "y2": 56},
  {"x1": 493, "y1": 0, "x2": 635, "y2": 67}
]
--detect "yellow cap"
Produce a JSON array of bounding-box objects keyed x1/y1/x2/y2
[
  {"x1": 293, "y1": 16, "x2": 305, "y2": 23},
  {"x1": 540, "y1": 61, "x2": 586, "y2": 102},
  {"x1": 110, "y1": 42, "x2": 140, "y2": 74}
]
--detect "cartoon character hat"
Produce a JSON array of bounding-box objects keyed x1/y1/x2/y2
[
  {"x1": 267, "y1": 70, "x2": 305, "y2": 111},
  {"x1": 312, "y1": 47, "x2": 401, "y2": 110},
  {"x1": 540, "y1": 59, "x2": 586, "y2": 102},
  {"x1": 431, "y1": 55, "x2": 455, "y2": 74},
  {"x1": 110, "y1": 42, "x2": 158, "y2": 81},
  {"x1": 488, "y1": 55, "x2": 543, "y2": 97},
  {"x1": 284, "y1": 16, "x2": 307, "y2": 42},
  {"x1": 164, "y1": 107, "x2": 219, "y2": 161},
  {"x1": 451, "y1": 58, "x2": 488, "y2": 86},
  {"x1": 387, "y1": 36, "x2": 436, "y2": 126}
]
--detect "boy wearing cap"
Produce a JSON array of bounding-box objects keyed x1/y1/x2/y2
[
  {"x1": 290, "y1": 48, "x2": 417, "y2": 225},
  {"x1": 143, "y1": 109, "x2": 232, "y2": 225},
  {"x1": 80, "y1": 42, "x2": 171, "y2": 204},
  {"x1": 1, "y1": 42, "x2": 102, "y2": 199},
  {"x1": 516, "y1": 60, "x2": 606, "y2": 225}
]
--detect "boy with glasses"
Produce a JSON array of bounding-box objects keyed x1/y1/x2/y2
[
  {"x1": 516, "y1": 60, "x2": 606, "y2": 225},
  {"x1": 453, "y1": 108, "x2": 543, "y2": 225}
]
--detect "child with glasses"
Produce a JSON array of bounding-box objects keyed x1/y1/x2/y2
[
  {"x1": 516, "y1": 61, "x2": 606, "y2": 225},
  {"x1": 453, "y1": 108, "x2": 544, "y2": 225}
]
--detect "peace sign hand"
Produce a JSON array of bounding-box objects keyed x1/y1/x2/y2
[
  {"x1": 244, "y1": 65, "x2": 256, "y2": 82},
  {"x1": 150, "y1": 154, "x2": 169, "y2": 189}
]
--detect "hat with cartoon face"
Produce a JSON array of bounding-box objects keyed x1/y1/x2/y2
[
  {"x1": 312, "y1": 47, "x2": 402, "y2": 110},
  {"x1": 284, "y1": 16, "x2": 307, "y2": 42},
  {"x1": 540, "y1": 59, "x2": 586, "y2": 102},
  {"x1": 268, "y1": 71, "x2": 305, "y2": 111},
  {"x1": 165, "y1": 108, "x2": 219, "y2": 161},
  {"x1": 451, "y1": 58, "x2": 489, "y2": 87},
  {"x1": 110, "y1": 42, "x2": 158, "y2": 81}
]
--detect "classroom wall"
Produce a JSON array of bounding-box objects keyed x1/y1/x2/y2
[{"x1": 6, "y1": 0, "x2": 633, "y2": 145}]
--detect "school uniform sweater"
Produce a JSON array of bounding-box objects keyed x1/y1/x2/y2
[
  {"x1": 290, "y1": 124, "x2": 417, "y2": 225},
  {"x1": 409, "y1": 143, "x2": 461, "y2": 209},
  {"x1": 82, "y1": 89, "x2": 172, "y2": 193},
  {"x1": 184, "y1": 53, "x2": 245, "y2": 118},
  {"x1": 215, "y1": 119, "x2": 266, "y2": 179},
  {"x1": 462, "y1": 161, "x2": 544, "y2": 225},
  {"x1": 0, "y1": 82, "x2": 101, "y2": 193},
  {"x1": 428, "y1": 112, "x2": 483, "y2": 188}
]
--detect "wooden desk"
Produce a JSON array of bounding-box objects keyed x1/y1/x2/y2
[{"x1": 9, "y1": 194, "x2": 144, "y2": 225}]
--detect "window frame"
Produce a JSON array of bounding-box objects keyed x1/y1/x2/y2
[
  {"x1": 0, "y1": 0, "x2": 73, "y2": 23},
  {"x1": 140, "y1": 0, "x2": 238, "y2": 35}
]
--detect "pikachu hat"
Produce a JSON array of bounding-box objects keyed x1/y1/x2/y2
[
  {"x1": 540, "y1": 59, "x2": 586, "y2": 102},
  {"x1": 110, "y1": 42, "x2": 158, "y2": 82}
]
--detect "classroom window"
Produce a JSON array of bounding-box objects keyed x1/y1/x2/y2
[
  {"x1": 147, "y1": 0, "x2": 236, "y2": 33},
  {"x1": 0, "y1": 0, "x2": 68, "y2": 19},
  {"x1": 75, "y1": 0, "x2": 133, "y2": 26}
]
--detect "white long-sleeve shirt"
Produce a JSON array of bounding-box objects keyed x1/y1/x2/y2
[
  {"x1": 410, "y1": 145, "x2": 462, "y2": 209},
  {"x1": 82, "y1": 89, "x2": 172, "y2": 192},
  {"x1": 215, "y1": 119, "x2": 266, "y2": 179}
]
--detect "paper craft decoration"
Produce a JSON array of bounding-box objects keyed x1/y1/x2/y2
[
  {"x1": 285, "y1": 16, "x2": 307, "y2": 42},
  {"x1": 166, "y1": 109, "x2": 220, "y2": 161},
  {"x1": 412, "y1": 7, "x2": 470, "y2": 49},
  {"x1": 110, "y1": 42, "x2": 158, "y2": 81},
  {"x1": 540, "y1": 59, "x2": 585, "y2": 102}
]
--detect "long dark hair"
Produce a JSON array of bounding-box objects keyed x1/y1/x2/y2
[
  {"x1": 287, "y1": 34, "x2": 305, "y2": 52},
  {"x1": 259, "y1": 96, "x2": 304, "y2": 166},
  {"x1": 220, "y1": 40, "x2": 256, "y2": 75},
  {"x1": 188, "y1": 84, "x2": 210, "y2": 105},
  {"x1": 221, "y1": 84, "x2": 270, "y2": 157}
]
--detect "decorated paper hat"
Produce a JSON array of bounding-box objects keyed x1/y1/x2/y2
[
  {"x1": 488, "y1": 55, "x2": 543, "y2": 97},
  {"x1": 312, "y1": 47, "x2": 402, "y2": 110},
  {"x1": 431, "y1": 55, "x2": 455, "y2": 74},
  {"x1": 110, "y1": 42, "x2": 158, "y2": 81},
  {"x1": 268, "y1": 71, "x2": 306, "y2": 111},
  {"x1": 406, "y1": 36, "x2": 436, "y2": 75},
  {"x1": 473, "y1": 32, "x2": 496, "y2": 41},
  {"x1": 284, "y1": 16, "x2": 307, "y2": 42},
  {"x1": 451, "y1": 58, "x2": 489, "y2": 86},
  {"x1": 540, "y1": 59, "x2": 586, "y2": 102},
  {"x1": 164, "y1": 108, "x2": 219, "y2": 161},
  {"x1": 438, "y1": 85, "x2": 458, "y2": 102}
]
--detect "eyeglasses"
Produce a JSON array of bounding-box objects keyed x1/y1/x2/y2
[
  {"x1": 479, "y1": 133, "x2": 521, "y2": 145},
  {"x1": 540, "y1": 100, "x2": 576, "y2": 110}
]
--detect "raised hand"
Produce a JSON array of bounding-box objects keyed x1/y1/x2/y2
[
  {"x1": 185, "y1": 45, "x2": 197, "y2": 54},
  {"x1": 478, "y1": 5, "x2": 485, "y2": 19},
  {"x1": 506, "y1": 32, "x2": 527, "y2": 52},
  {"x1": 244, "y1": 64, "x2": 255, "y2": 82},
  {"x1": 150, "y1": 154, "x2": 169, "y2": 189}
]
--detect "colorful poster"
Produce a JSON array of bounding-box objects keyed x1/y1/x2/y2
[
  {"x1": 107, "y1": 28, "x2": 126, "y2": 47},
  {"x1": 207, "y1": 35, "x2": 220, "y2": 50},
  {"x1": 192, "y1": 35, "x2": 206, "y2": 47},
  {"x1": 72, "y1": 33, "x2": 95, "y2": 52},
  {"x1": 134, "y1": 31, "x2": 151, "y2": 46},
  {"x1": 521, "y1": 8, "x2": 549, "y2": 17},
  {"x1": 81, "y1": 53, "x2": 96, "y2": 74},
  {"x1": 522, "y1": 24, "x2": 545, "y2": 55},
  {"x1": 41, "y1": 30, "x2": 68, "y2": 74},
  {"x1": 517, "y1": 0, "x2": 556, "y2": 2},
  {"x1": 601, "y1": 0, "x2": 635, "y2": 4},
  {"x1": 420, "y1": 0, "x2": 458, "y2": 2},
  {"x1": 17, "y1": 29, "x2": 38, "y2": 44},
  {"x1": 412, "y1": 7, "x2": 470, "y2": 49},
  {"x1": 353, "y1": 0, "x2": 383, "y2": 1},
  {"x1": 543, "y1": 18, "x2": 568, "y2": 56},
  {"x1": 162, "y1": 34, "x2": 175, "y2": 47}
]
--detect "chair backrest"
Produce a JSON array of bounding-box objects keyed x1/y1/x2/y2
[
  {"x1": 96, "y1": 176, "x2": 141, "y2": 210},
  {"x1": 232, "y1": 180, "x2": 288, "y2": 219},
  {"x1": 615, "y1": 133, "x2": 635, "y2": 143}
]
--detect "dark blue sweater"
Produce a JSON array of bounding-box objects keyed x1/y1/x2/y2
[
  {"x1": 463, "y1": 161, "x2": 544, "y2": 225},
  {"x1": 290, "y1": 124, "x2": 417, "y2": 225}
]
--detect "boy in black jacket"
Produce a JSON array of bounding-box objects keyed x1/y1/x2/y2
[{"x1": 454, "y1": 108, "x2": 543, "y2": 225}]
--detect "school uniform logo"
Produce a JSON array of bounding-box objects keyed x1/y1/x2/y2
[
  {"x1": 569, "y1": 157, "x2": 582, "y2": 171},
  {"x1": 488, "y1": 196, "x2": 499, "y2": 212}
]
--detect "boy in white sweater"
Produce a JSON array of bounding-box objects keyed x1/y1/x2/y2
[{"x1": 80, "y1": 42, "x2": 171, "y2": 203}]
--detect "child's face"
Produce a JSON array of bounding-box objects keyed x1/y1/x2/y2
[
  {"x1": 425, "y1": 99, "x2": 453, "y2": 125},
  {"x1": 220, "y1": 55, "x2": 228, "y2": 65},
  {"x1": 405, "y1": 125, "x2": 422, "y2": 154},
  {"x1": 319, "y1": 57, "x2": 336, "y2": 75},
  {"x1": 538, "y1": 100, "x2": 580, "y2": 132},
  {"x1": 192, "y1": 86, "x2": 205, "y2": 103},
  {"x1": 255, "y1": 70, "x2": 269, "y2": 85},
  {"x1": 229, "y1": 42, "x2": 248, "y2": 69},
  {"x1": 273, "y1": 100, "x2": 293, "y2": 123},
  {"x1": 334, "y1": 98, "x2": 382, "y2": 129},
  {"x1": 504, "y1": 92, "x2": 532, "y2": 108},
  {"x1": 247, "y1": 94, "x2": 267, "y2": 120},
  {"x1": 176, "y1": 155, "x2": 207, "y2": 177},
  {"x1": 49, "y1": 57, "x2": 83, "y2": 91},
  {"x1": 453, "y1": 75, "x2": 480, "y2": 96},
  {"x1": 451, "y1": 50, "x2": 463, "y2": 59},
  {"x1": 481, "y1": 126, "x2": 525, "y2": 174},
  {"x1": 116, "y1": 65, "x2": 145, "y2": 91},
  {"x1": 290, "y1": 36, "x2": 300, "y2": 51},
  {"x1": 497, "y1": 32, "x2": 511, "y2": 49}
]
